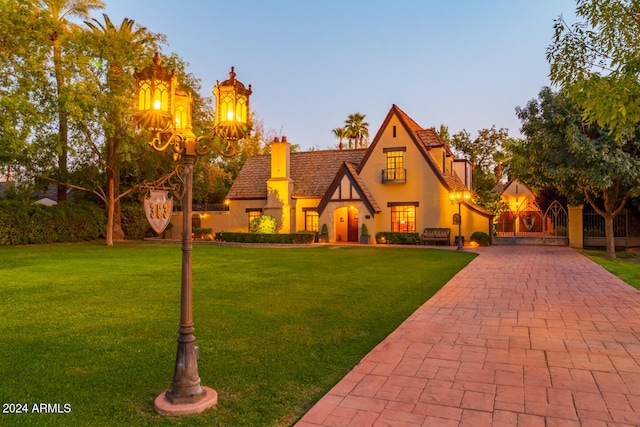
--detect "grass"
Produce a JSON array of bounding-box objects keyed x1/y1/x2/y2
[
  {"x1": 0, "y1": 242, "x2": 476, "y2": 426},
  {"x1": 580, "y1": 249, "x2": 640, "y2": 290}
]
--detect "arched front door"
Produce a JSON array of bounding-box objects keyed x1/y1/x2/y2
[
  {"x1": 348, "y1": 206, "x2": 359, "y2": 242},
  {"x1": 333, "y1": 206, "x2": 359, "y2": 242}
]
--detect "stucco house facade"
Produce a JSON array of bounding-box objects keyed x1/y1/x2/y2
[{"x1": 193, "y1": 104, "x2": 492, "y2": 244}]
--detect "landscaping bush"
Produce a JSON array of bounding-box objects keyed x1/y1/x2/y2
[
  {"x1": 0, "y1": 200, "x2": 105, "y2": 245},
  {"x1": 193, "y1": 227, "x2": 213, "y2": 240},
  {"x1": 120, "y1": 203, "x2": 153, "y2": 240},
  {"x1": 249, "y1": 214, "x2": 278, "y2": 234},
  {"x1": 216, "y1": 232, "x2": 292, "y2": 243},
  {"x1": 470, "y1": 231, "x2": 491, "y2": 246},
  {"x1": 291, "y1": 231, "x2": 315, "y2": 244},
  {"x1": 375, "y1": 231, "x2": 420, "y2": 245}
]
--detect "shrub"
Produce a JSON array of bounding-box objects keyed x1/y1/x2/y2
[
  {"x1": 320, "y1": 224, "x2": 328, "y2": 235},
  {"x1": 250, "y1": 214, "x2": 277, "y2": 234},
  {"x1": 120, "y1": 203, "x2": 153, "y2": 240},
  {"x1": 215, "y1": 232, "x2": 292, "y2": 244},
  {"x1": 193, "y1": 227, "x2": 213, "y2": 240},
  {"x1": 291, "y1": 232, "x2": 315, "y2": 244},
  {"x1": 470, "y1": 231, "x2": 491, "y2": 246},
  {"x1": 374, "y1": 232, "x2": 420, "y2": 245},
  {"x1": 0, "y1": 200, "x2": 105, "y2": 245},
  {"x1": 361, "y1": 223, "x2": 369, "y2": 236}
]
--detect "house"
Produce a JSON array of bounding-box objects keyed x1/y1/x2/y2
[
  {"x1": 493, "y1": 180, "x2": 541, "y2": 234},
  {"x1": 200, "y1": 104, "x2": 492, "y2": 244}
]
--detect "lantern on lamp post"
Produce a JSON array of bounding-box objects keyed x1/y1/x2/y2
[
  {"x1": 449, "y1": 190, "x2": 471, "y2": 250},
  {"x1": 133, "y1": 53, "x2": 251, "y2": 416}
]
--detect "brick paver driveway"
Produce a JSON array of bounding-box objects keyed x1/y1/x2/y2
[{"x1": 296, "y1": 245, "x2": 640, "y2": 426}]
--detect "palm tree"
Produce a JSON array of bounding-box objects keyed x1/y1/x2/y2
[
  {"x1": 345, "y1": 112, "x2": 369, "y2": 149},
  {"x1": 81, "y1": 14, "x2": 156, "y2": 245},
  {"x1": 331, "y1": 127, "x2": 349, "y2": 150},
  {"x1": 42, "y1": 0, "x2": 105, "y2": 202}
]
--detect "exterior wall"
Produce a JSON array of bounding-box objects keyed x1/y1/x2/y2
[
  {"x1": 220, "y1": 199, "x2": 267, "y2": 232},
  {"x1": 501, "y1": 181, "x2": 536, "y2": 212},
  {"x1": 359, "y1": 115, "x2": 489, "y2": 242},
  {"x1": 165, "y1": 210, "x2": 232, "y2": 239},
  {"x1": 294, "y1": 198, "x2": 322, "y2": 232}
]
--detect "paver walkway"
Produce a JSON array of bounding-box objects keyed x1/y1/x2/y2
[{"x1": 296, "y1": 245, "x2": 640, "y2": 426}]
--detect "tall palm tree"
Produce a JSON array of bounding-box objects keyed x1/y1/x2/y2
[
  {"x1": 331, "y1": 127, "x2": 349, "y2": 150},
  {"x1": 345, "y1": 112, "x2": 369, "y2": 149},
  {"x1": 42, "y1": 0, "x2": 105, "y2": 202},
  {"x1": 83, "y1": 13, "x2": 152, "y2": 245}
]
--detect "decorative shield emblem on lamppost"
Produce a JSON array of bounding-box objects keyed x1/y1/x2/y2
[{"x1": 144, "y1": 190, "x2": 173, "y2": 234}]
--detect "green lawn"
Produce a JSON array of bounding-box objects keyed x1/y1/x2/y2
[
  {"x1": 581, "y1": 249, "x2": 640, "y2": 290},
  {"x1": 0, "y1": 242, "x2": 475, "y2": 426}
]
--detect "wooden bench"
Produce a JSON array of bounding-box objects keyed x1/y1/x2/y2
[{"x1": 421, "y1": 228, "x2": 451, "y2": 246}]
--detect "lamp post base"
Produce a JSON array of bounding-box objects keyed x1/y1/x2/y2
[{"x1": 154, "y1": 387, "x2": 218, "y2": 417}]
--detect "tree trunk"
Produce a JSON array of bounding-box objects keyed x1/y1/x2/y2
[
  {"x1": 604, "y1": 215, "x2": 616, "y2": 259},
  {"x1": 106, "y1": 177, "x2": 114, "y2": 246},
  {"x1": 112, "y1": 171, "x2": 125, "y2": 240}
]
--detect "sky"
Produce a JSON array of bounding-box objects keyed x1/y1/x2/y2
[{"x1": 103, "y1": 0, "x2": 578, "y2": 151}]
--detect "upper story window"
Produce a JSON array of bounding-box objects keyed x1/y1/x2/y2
[{"x1": 382, "y1": 147, "x2": 406, "y2": 183}]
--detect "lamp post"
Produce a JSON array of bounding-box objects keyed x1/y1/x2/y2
[
  {"x1": 449, "y1": 190, "x2": 471, "y2": 250},
  {"x1": 133, "y1": 53, "x2": 251, "y2": 416}
]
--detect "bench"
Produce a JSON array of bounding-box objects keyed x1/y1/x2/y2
[{"x1": 421, "y1": 228, "x2": 451, "y2": 246}]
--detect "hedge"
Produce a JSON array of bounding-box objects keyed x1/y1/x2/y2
[
  {"x1": 374, "y1": 231, "x2": 420, "y2": 245},
  {"x1": 215, "y1": 231, "x2": 315, "y2": 244},
  {"x1": 0, "y1": 200, "x2": 106, "y2": 245}
]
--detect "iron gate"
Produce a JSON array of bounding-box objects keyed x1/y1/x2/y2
[{"x1": 494, "y1": 198, "x2": 568, "y2": 245}]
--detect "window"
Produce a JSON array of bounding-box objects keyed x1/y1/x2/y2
[
  {"x1": 304, "y1": 210, "x2": 319, "y2": 232},
  {"x1": 247, "y1": 209, "x2": 262, "y2": 231},
  {"x1": 391, "y1": 206, "x2": 416, "y2": 232},
  {"x1": 382, "y1": 148, "x2": 406, "y2": 183}
]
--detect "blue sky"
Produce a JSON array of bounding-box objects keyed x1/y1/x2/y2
[{"x1": 104, "y1": 0, "x2": 578, "y2": 150}]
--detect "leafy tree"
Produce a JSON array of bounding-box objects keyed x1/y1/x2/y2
[
  {"x1": 64, "y1": 14, "x2": 163, "y2": 245},
  {"x1": 0, "y1": 0, "x2": 50, "y2": 181},
  {"x1": 512, "y1": 87, "x2": 640, "y2": 258},
  {"x1": 344, "y1": 113, "x2": 369, "y2": 149},
  {"x1": 42, "y1": 0, "x2": 105, "y2": 202},
  {"x1": 548, "y1": 0, "x2": 640, "y2": 141},
  {"x1": 450, "y1": 126, "x2": 509, "y2": 209}
]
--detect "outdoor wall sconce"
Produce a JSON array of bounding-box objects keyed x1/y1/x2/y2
[
  {"x1": 134, "y1": 53, "x2": 251, "y2": 416},
  {"x1": 449, "y1": 190, "x2": 471, "y2": 250}
]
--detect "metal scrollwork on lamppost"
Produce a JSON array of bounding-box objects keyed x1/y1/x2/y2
[
  {"x1": 133, "y1": 53, "x2": 252, "y2": 416},
  {"x1": 449, "y1": 190, "x2": 471, "y2": 251}
]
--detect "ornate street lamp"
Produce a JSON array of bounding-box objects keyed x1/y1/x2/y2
[
  {"x1": 134, "y1": 53, "x2": 251, "y2": 416},
  {"x1": 449, "y1": 190, "x2": 471, "y2": 250}
]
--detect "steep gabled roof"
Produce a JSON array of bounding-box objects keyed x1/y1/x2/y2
[
  {"x1": 358, "y1": 104, "x2": 467, "y2": 192},
  {"x1": 226, "y1": 149, "x2": 367, "y2": 199},
  {"x1": 317, "y1": 162, "x2": 381, "y2": 215}
]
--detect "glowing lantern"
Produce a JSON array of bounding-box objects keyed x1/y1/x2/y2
[{"x1": 213, "y1": 67, "x2": 252, "y2": 141}]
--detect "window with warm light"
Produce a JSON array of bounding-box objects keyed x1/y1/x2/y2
[
  {"x1": 247, "y1": 209, "x2": 262, "y2": 231},
  {"x1": 382, "y1": 148, "x2": 406, "y2": 183},
  {"x1": 391, "y1": 205, "x2": 416, "y2": 232},
  {"x1": 304, "y1": 211, "x2": 319, "y2": 232}
]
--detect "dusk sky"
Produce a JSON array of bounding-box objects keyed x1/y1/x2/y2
[{"x1": 104, "y1": 0, "x2": 578, "y2": 150}]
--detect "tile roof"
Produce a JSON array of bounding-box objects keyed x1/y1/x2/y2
[{"x1": 227, "y1": 149, "x2": 367, "y2": 199}]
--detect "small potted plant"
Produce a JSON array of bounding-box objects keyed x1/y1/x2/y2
[
  {"x1": 318, "y1": 223, "x2": 329, "y2": 243},
  {"x1": 359, "y1": 223, "x2": 370, "y2": 244}
]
